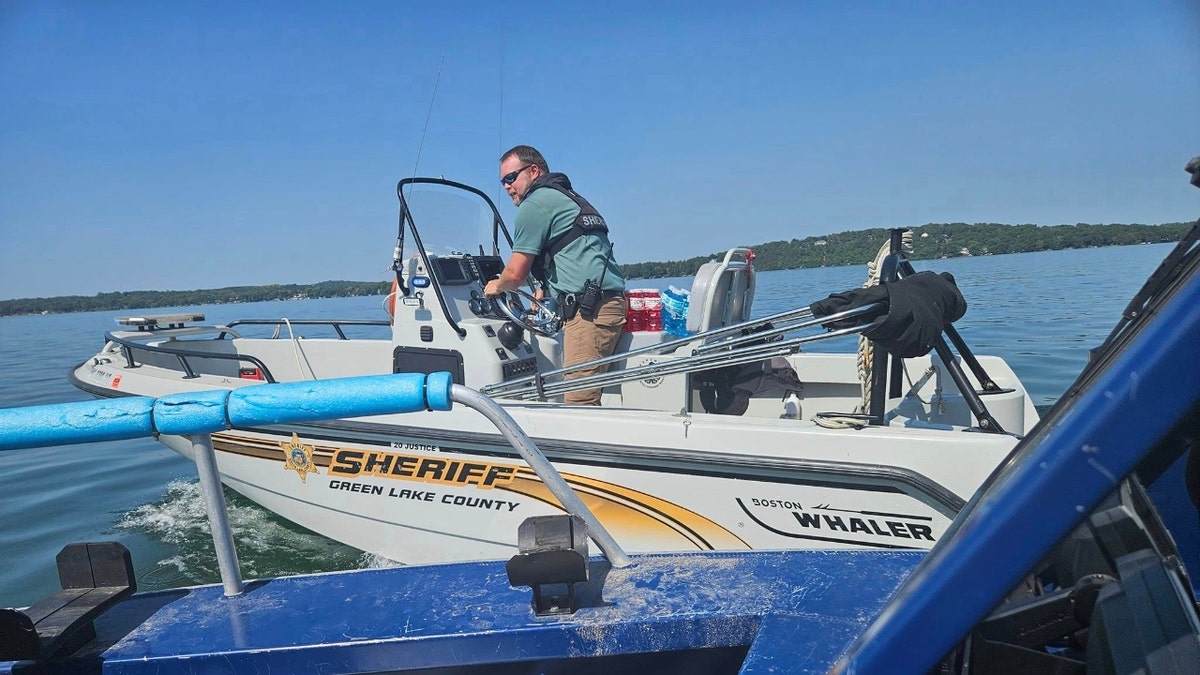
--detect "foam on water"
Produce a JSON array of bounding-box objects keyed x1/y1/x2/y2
[{"x1": 115, "y1": 479, "x2": 397, "y2": 589}]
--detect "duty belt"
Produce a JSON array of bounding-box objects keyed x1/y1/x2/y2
[
  {"x1": 558, "y1": 290, "x2": 625, "y2": 321},
  {"x1": 558, "y1": 290, "x2": 625, "y2": 304}
]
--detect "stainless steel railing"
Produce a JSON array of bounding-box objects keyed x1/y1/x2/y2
[{"x1": 480, "y1": 303, "x2": 883, "y2": 401}]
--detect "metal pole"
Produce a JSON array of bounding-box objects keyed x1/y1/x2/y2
[
  {"x1": 485, "y1": 305, "x2": 883, "y2": 401},
  {"x1": 190, "y1": 433, "x2": 244, "y2": 596},
  {"x1": 482, "y1": 304, "x2": 823, "y2": 397},
  {"x1": 450, "y1": 385, "x2": 633, "y2": 568},
  {"x1": 507, "y1": 322, "x2": 872, "y2": 402}
]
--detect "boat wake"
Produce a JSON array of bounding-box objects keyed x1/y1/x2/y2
[{"x1": 115, "y1": 479, "x2": 397, "y2": 589}]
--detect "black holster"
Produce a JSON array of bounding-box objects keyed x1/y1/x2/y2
[{"x1": 560, "y1": 294, "x2": 580, "y2": 321}]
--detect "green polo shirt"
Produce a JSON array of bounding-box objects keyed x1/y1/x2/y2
[{"x1": 512, "y1": 186, "x2": 625, "y2": 299}]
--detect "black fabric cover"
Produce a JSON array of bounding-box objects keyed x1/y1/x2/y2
[{"x1": 810, "y1": 271, "x2": 967, "y2": 357}]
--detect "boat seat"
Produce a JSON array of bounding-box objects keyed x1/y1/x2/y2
[
  {"x1": 0, "y1": 542, "x2": 136, "y2": 661},
  {"x1": 686, "y1": 247, "x2": 756, "y2": 333}
]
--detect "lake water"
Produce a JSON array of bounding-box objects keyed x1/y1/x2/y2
[{"x1": 2, "y1": 243, "x2": 1196, "y2": 607}]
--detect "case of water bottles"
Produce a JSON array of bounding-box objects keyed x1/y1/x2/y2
[
  {"x1": 624, "y1": 289, "x2": 663, "y2": 332},
  {"x1": 661, "y1": 286, "x2": 691, "y2": 336}
]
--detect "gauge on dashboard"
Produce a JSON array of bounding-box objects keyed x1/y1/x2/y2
[{"x1": 431, "y1": 257, "x2": 471, "y2": 285}]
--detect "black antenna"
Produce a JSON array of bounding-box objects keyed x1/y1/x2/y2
[
  {"x1": 495, "y1": 26, "x2": 506, "y2": 207},
  {"x1": 392, "y1": 56, "x2": 445, "y2": 290},
  {"x1": 411, "y1": 54, "x2": 445, "y2": 182}
]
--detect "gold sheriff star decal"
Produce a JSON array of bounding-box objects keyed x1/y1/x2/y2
[{"x1": 281, "y1": 433, "x2": 319, "y2": 483}]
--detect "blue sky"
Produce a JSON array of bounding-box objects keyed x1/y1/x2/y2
[{"x1": 2, "y1": 1, "x2": 1198, "y2": 300}]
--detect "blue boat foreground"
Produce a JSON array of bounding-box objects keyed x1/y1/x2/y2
[
  {"x1": 4, "y1": 175, "x2": 1200, "y2": 673},
  {"x1": 78, "y1": 550, "x2": 922, "y2": 674}
]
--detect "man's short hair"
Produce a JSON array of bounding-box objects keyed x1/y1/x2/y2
[{"x1": 500, "y1": 145, "x2": 549, "y2": 173}]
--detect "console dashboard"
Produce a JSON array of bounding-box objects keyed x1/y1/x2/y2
[{"x1": 430, "y1": 254, "x2": 506, "y2": 286}]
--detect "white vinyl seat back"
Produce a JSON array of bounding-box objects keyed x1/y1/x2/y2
[{"x1": 686, "y1": 247, "x2": 756, "y2": 333}]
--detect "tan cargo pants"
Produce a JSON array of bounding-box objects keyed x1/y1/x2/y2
[{"x1": 562, "y1": 295, "x2": 627, "y2": 405}]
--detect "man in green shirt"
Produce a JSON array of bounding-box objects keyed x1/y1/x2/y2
[{"x1": 484, "y1": 145, "x2": 627, "y2": 405}]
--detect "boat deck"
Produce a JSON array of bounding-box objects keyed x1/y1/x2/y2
[{"x1": 73, "y1": 550, "x2": 921, "y2": 674}]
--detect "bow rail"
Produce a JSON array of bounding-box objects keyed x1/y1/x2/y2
[{"x1": 0, "y1": 372, "x2": 631, "y2": 596}]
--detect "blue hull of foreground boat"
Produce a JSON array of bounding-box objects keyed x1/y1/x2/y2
[{"x1": 12, "y1": 550, "x2": 920, "y2": 674}]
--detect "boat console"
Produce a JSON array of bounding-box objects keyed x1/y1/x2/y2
[
  {"x1": 392, "y1": 252, "x2": 545, "y2": 389},
  {"x1": 393, "y1": 246, "x2": 765, "y2": 409}
]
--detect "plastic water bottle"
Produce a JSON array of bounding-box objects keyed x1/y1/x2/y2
[
  {"x1": 661, "y1": 286, "x2": 690, "y2": 336},
  {"x1": 625, "y1": 291, "x2": 645, "y2": 332},
  {"x1": 643, "y1": 290, "x2": 662, "y2": 331}
]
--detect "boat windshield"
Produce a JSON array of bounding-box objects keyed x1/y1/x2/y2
[{"x1": 399, "y1": 181, "x2": 511, "y2": 261}]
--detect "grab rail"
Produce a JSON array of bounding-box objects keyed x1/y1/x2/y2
[
  {"x1": 225, "y1": 318, "x2": 390, "y2": 341},
  {"x1": 0, "y1": 372, "x2": 631, "y2": 596},
  {"x1": 396, "y1": 177, "x2": 516, "y2": 338},
  {"x1": 103, "y1": 319, "x2": 390, "y2": 383},
  {"x1": 104, "y1": 331, "x2": 280, "y2": 383}
]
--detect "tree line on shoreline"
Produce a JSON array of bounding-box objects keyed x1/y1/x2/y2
[
  {"x1": 2, "y1": 221, "x2": 1190, "y2": 317},
  {"x1": 620, "y1": 221, "x2": 1192, "y2": 279},
  {"x1": 0, "y1": 281, "x2": 390, "y2": 318}
]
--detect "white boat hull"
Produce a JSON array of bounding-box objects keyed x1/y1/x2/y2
[{"x1": 143, "y1": 391, "x2": 1020, "y2": 564}]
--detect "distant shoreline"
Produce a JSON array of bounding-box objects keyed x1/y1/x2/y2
[{"x1": 3, "y1": 221, "x2": 1190, "y2": 317}]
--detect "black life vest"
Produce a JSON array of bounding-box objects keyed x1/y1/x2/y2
[{"x1": 523, "y1": 173, "x2": 610, "y2": 284}]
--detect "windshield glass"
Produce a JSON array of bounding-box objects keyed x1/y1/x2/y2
[{"x1": 398, "y1": 182, "x2": 511, "y2": 260}]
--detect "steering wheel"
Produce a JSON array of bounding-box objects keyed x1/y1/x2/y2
[{"x1": 493, "y1": 289, "x2": 563, "y2": 337}]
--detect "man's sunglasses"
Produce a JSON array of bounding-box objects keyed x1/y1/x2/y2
[{"x1": 501, "y1": 164, "x2": 534, "y2": 185}]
